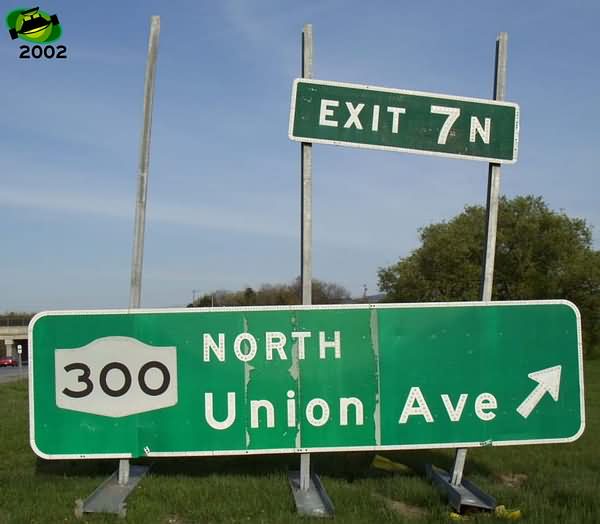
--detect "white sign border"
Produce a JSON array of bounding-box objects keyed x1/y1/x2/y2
[
  {"x1": 29, "y1": 299, "x2": 583, "y2": 460},
  {"x1": 288, "y1": 78, "x2": 520, "y2": 164}
]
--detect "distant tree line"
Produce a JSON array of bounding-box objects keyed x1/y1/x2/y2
[
  {"x1": 188, "y1": 277, "x2": 352, "y2": 308},
  {"x1": 0, "y1": 312, "x2": 35, "y2": 326}
]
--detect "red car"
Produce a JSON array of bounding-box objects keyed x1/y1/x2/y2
[{"x1": 0, "y1": 355, "x2": 18, "y2": 367}]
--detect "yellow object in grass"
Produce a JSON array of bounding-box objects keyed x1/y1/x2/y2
[
  {"x1": 495, "y1": 505, "x2": 522, "y2": 520},
  {"x1": 371, "y1": 454, "x2": 411, "y2": 473},
  {"x1": 448, "y1": 504, "x2": 521, "y2": 521}
]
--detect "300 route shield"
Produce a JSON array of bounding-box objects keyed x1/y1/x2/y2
[{"x1": 29, "y1": 301, "x2": 584, "y2": 459}]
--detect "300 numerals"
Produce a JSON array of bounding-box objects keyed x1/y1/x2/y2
[
  {"x1": 19, "y1": 44, "x2": 67, "y2": 59},
  {"x1": 62, "y1": 361, "x2": 171, "y2": 398}
]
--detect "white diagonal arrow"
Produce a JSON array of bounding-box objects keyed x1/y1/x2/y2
[{"x1": 516, "y1": 365, "x2": 562, "y2": 419}]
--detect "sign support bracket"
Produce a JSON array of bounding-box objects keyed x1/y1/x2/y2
[
  {"x1": 287, "y1": 23, "x2": 334, "y2": 519},
  {"x1": 75, "y1": 16, "x2": 160, "y2": 519},
  {"x1": 428, "y1": 31, "x2": 508, "y2": 514},
  {"x1": 74, "y1": 464, "x2": 149, "y2": 519}
]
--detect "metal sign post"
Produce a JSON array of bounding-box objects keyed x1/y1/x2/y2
[
  {"x1": 74, "y1": 16, "x2": 160, "y2": 518},
  {"x1": 429, "y1": 32, "x2": 510, "y2": 513},
  {"x1": 130, "y1": 16, "x2": 161, "y2": 312},
  {"x1": 17, "y1": 344, "x2": 23, "y2": 378},
  {"x1": 288, "y1": 24, "x2": 334, "y2": 518},
  {"x1": 300, "y1": 21, "x2": 313, "y2": 492}
]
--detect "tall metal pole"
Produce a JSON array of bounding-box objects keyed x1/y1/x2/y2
[
  {"x1": 299, "y1": 23, "x2": 313, "y2": 492},
  {"x1": 481, "y1": 33, "x2": 507, "y2": 302},
  {"x1": 451, "y1": 32, "x2": 508, "y2": 487},
  {"x1": 301, "y1": 24, "x2": 313, "y2": 307},
  {"x1": 122, "y1": 15, "x2": 160, "y2": 486},
  {"x1": 129, "y1": 16, "x2": 161, "y2": 311}
]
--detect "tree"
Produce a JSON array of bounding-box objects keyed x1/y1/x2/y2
[
  {"x1": 290, "y1": 277, "x2": 352, "y2": 304},
  {"x1": 188, "y1": 278, "x2": 351, "y2": 308},
  {"x1": 378, "y1": 195, "x2": 600, "y2": 357}
]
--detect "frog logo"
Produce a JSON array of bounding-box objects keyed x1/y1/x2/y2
[{"x1": 6, "y1": 6, "x2": 61, "y2": 43}]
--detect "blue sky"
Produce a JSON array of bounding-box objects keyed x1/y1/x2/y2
[{"x1": 2, "y1": 1, "x2": 599, "y2": 311}]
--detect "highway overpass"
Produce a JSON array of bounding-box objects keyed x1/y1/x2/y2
[{"x1": 0, "y1": 317, "x2": 30, "y2": 361}]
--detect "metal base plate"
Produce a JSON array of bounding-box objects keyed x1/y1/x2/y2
[
  {"x1": 427, "y1": 464, "x2": 496, "y2": 514},
  {"x1": 75, "y1": 464, "x2": 150, "y2": 518},
  {"x1": 288, "y1": 470, "x2": 335, "y2": 518}
]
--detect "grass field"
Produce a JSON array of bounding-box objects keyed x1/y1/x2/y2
[{"x1": 1, "y1": 360, "x2": 598, "y2": 523}]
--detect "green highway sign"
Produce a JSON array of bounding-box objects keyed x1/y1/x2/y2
[
  {"x1": 289, "y1": 79, "x2": 520, "y2": 163},
  {"x1": 29, "y1": 301, "x2": 583, "y2": 459}
]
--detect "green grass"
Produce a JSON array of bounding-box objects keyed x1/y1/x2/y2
[{"x1": 1, "y1": 361, "x2": 599, "y2": 523}]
